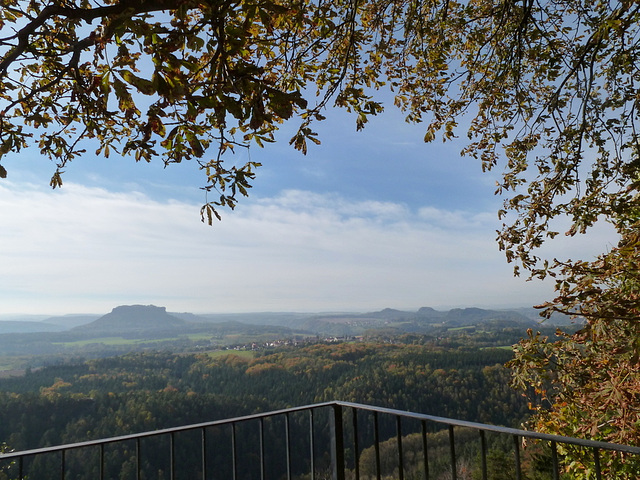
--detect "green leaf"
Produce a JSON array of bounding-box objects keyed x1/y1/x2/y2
[{"x1": 119, "y1": 70, "x2": 155, "y2": 95}]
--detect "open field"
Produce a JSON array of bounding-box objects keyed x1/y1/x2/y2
[
  {"x1": 53, "y1": 333, "x2": 222, "y2": 347},
  {"x1": 206, "y1": 350, "x2": 255, "y2": 359}
]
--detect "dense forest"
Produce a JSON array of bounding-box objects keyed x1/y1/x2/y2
[
  {"x1": 0, "y1": 329, "x2": 554, "y2": 479},
  {"x1": 0, "y1": 341, "x2": 527, "y2": 447}
]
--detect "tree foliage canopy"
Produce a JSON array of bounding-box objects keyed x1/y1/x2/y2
[
  {"x1": 3, "y1": 0, "x2": 640, "y2": 461},
  {"x1": 0, "y1": 0, "x2": 638, "y2": 258}
]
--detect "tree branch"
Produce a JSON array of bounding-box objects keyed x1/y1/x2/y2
[{"x1": 0, "y1": 0, "x2": 183, "y2": 77}]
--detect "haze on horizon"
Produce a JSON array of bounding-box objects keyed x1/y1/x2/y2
[{"x1": 0, "y1": 106, "x2": 616, "y2": 317}]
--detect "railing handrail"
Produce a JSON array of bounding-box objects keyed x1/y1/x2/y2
[
  {"x1": 1, "y1": 400, "x2": 638, "y2": 461},
  {"x1": 0, "y1": 401, "x2": 333, "y2": 460},
  {"x1": 334, "y1": 401, "x2": 640, "y2": 455}
]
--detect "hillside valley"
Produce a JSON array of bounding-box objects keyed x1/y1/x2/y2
[
  {"x1": 0, "y1": 303, "x2": 579, "y2": 373},
  {"x1": 0, "y1": 305, "x2": 579, "y2": 479},
  {"x1": 0, "y1": 303, "x2": 559, "y2": 335}
]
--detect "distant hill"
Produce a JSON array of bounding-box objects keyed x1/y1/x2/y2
[
  {"x1": 42, "y1": 314, "x2": 101, "y2": 329},
  {"x1": 169, "y1": 312, "x2": 212, "y2": 323},
  {"x1": 416, "y1": 306, "x2": 444, "y2": 317},
  {"x1": 360, "y1": 308, "x2": 413, "y2": 320},
  {"x1": 0, "y1": 304, "x2": 570, "y2": 361},
  {"x1": 0, "y1": 304, "x2": 564, "y2": 342},
  {"x1": 74, "y1": 305, "x2": 186, "y2": 335},
  {"x1": 294, "y1": 306, "x2": 541, "y2": 336},
  {"x1": 510, "y1": 307, "x2": 582, "y2": 326},
  {"x1": 184, "y1": 311, "x2": 319, "y2": 327},
  {"x1": 441, "y1": 307, "x2": 535, "y2": 327},
  {"x1": 0, "y1": 321, "x2": 64, "y2": 334}
]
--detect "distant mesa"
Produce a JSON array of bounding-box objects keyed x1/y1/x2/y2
[{"x1": 74, "y1": 305, "x2": 185, "y2": 334}]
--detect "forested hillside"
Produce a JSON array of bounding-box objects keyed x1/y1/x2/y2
[{"x1": 0, "y1": 341, "x2": 526, "y2": 452}]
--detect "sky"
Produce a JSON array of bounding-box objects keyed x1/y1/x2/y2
[{"x1": 0, "y1": 104, "x2": 617, "y2": 316}]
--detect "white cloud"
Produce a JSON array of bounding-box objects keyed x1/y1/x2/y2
[
  {"x1": 417, "y1": 206, "x2": 495, "y2": 230},
  {"x1": 1, "y1": 181, "x2": 603, "y2": 315}
]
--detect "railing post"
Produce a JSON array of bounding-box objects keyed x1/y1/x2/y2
[
  {"x1": 373, "y1": 411, "x2": 381, "y2": 480},
  {"x1": 99, "y1": 444, "x2": 105, "y2": 480},
  {"x1": 593, "y1": 448, "x2": 602, "y2": 480},
  {"x1": 231, "y1": 423, "x2": 237, "y2": 480},
  {"x1": 512, "y1": 435, "x2": 522, "y2": 480},
  {"x1": 309, "y1": 410, "x2": 316, "y2": 480},
  {"x1": 421, "y1": 420, "x2": 429, "y2": 480},
  {"x1": 352, "y1": 407, "x2": 360, "y2": 480},
  {"x1": 330, "y1": 404, "x2": 346, "y2": 480},
  {"x1": 170, "y1": 432, "x2": 176, "y2": 480},
  {"x1": 479, "y1": 430, "x2": 487, "y2": 480},
  {"x1": 285, "y1": 413, "x2": 292, "y2": 480},
  {"x1": 202, "y1": 427, "x2": 208, "y2": 480},
  {"x1": 551, "y1": 441, "x2": 559, "y2": 480},
  {"x1": 448, "y1": 425, "x2": 457, "y2": 480},
  {"x1": 259, "y1": 418, "x2": 266, "y2": 480},
  {"x1": 396, "y1": 415, "x2": 404, "y2": 480},
  {"x1": 136, "y1": 438, "x2": 141, "y2": 480}
]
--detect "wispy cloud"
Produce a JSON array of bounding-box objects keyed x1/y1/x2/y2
[{"x1": 1, "y1": 181, "x2": 594, "y2": 315}]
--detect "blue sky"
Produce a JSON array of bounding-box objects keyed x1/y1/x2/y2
[{"x1": 0, "y1": 103, "x2": 616, "y2": 315}]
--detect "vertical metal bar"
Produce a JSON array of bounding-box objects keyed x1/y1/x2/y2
[
  {"x1": 512, "y1": 435, "x2": 522, "y2": 480},
  {"x1": 231, "y1": 423, "x2": 237, "y2": 480},
  {"x1": 309, "y1": 410, "x2": 316, "y2": 480},
  {"x1": 136, "y1": 438, "x2": 141, "y2": 480},
  {"x1": 60, "y1": 449, "x2": 65, "y2": 480},
  {"x1": 18, "y1": 455, "x2": 23, "y2": 480},
  {"x1": 202, "y1": 427, "x2": 208, "y2": 480},
  {"x1": 421, "y1": 420, "x2": 429, "y2": 480},
  {"x1": 594, "y1": 448, "x2": 602, "y2": 480},
  {"x1": 259, "y1": 418, "x2": 266, "y2": 480},
  {"x1": 480, "y1": 430, "x2": 487, "y2": 480},
  {"x1": 448, "y1": 425, "x2": 457, "y2": 480},
  {"x1": 99, "y1": 444, "x2": 105, "y2": 480},
  {"x1": 373, "y1": 411, "x2": 381, "y2": 480},
  {"x1": 170, "y1": 432, "x2": 176, "y2": 480},
  {"x1": 352, "y1": 407, "x2": 360, "y2": 480},
  {"x1": 551, "y1": 441, "x2": 559, "y2": 480},
  {"x1": 285, "y1": 413, "x2": 292, "y2": 480},
  {"x1": 330, "y1": 404, "x2": 346, "y2": 480},
  {"x1": 396, "y1": 415, "x2": 404, "y2": 480}
]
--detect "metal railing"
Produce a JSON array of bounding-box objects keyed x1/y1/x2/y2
[{"x1": 1, "y1": 401, "x2": 639, "y2": 479}]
